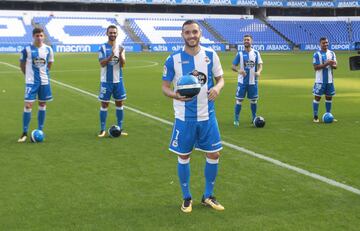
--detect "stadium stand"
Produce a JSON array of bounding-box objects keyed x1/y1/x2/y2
[
  {"x1": 205, "y1": 18, "x2": 288, "y2": 44},
  {"x1": 350, "y1": 20, "x2": 360, "y2": 42},
  {"x1": 128, "y1": 18, "x2": 219, "y2": 44},
  {"x1": 0, "y1": 11, "x2": 358, "y2": 52},
  {"x1": 33, "y1": 16, "x2": 134, "y2": 45},
  {"x1": 268, "y1": 18, "x2": 350, "y2": 45},
  {"x1": 0, "y1": 16, "x2": 33, "y2": 44}
]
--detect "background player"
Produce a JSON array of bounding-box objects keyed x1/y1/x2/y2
[
  {"x1": 231, "y1": 34, "x2": 263, "y2": 126},
  {"x1": 162, "y1": 20, "x2": 225, "y2": 213},
  {"x1": 312, "y1": 37, "x2": 337, "y2": 122},
  {"x1": 98, "y1": 25, "x2": 126, "y2": 137},
  {"x1": 18, "y1": 27, "x2": 54, "y2": 142}
]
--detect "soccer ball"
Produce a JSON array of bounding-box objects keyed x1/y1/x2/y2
[
  {"x1": 253, "y1": 116, "x2": 266, "y2": 128},
  {"x1": 108, "y1": 125, "x2": 122, "y2": 137},
  {"x1": 322, "y1": 112, "x2": 334, "y2": 123},
  {"x1": 176, "y1": 74, "x2": 201, "y2": 98},
  {"x1": 30, "y1": 129, "x2": 44, "y2": 143}
]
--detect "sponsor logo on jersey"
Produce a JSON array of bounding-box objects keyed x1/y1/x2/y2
[
  {"x1": 190, "y1": 70, "x2": 207, "y2": 86},
  {"x1": 32, "y1": 57, "x2": 46, "y2": 67}
]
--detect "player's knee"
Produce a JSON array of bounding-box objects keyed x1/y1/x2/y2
[
  {"x1": 38, "y1": 102, "x2": 46, "y2": 107},
  {"x1": 178, "y1": 154, "x2": 190, "y2": 161},
  {"x1": 314, "y1": 96, "x2": 321, "y2": 101},
  {"x1": 115, "y1": 100, "x2": 123, "y2": 107},
  {"x1": 101, "y1": 102, "x2": 109, "y2": 108},
  {"x1": 24, "y1": 102, "x2": 33, "y2": 109},
  {"x1": 325, "y1": 96, "x2": 332, "y2": 101},
  {"x1": 250, "y1": 99, "x2": 257, "y2": 104},
  {"x1": 236, "y1": 100, "x2": 243, "y2": 105},
  {"x1": 206, "y1": 152, "x2": 220, "y2": 160}
]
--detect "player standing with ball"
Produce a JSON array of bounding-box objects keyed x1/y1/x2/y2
[{"x1": 162, "y1": 20, "x2": 225, "y2": 213}]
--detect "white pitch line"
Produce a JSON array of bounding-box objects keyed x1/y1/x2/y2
[{"x1": 1, "y1": 61, "x2": 360, "y2": 196}]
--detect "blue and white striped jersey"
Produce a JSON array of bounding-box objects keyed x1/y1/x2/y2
[
  {"x1": 162, "y1": 46, "x2": 223, "y2": 122},
  {"x1": 313, "y1": 49, "x2": 336, "y2": 84},
  {"x1": 98, "y1": 43, "x2": 124, "y2": 83},
  {"x1": 20, "y1": 44, "x2": 54, "y2": 85},
  {"x1": 232, "y1": 49, "x2": 263, "y2": 85}
]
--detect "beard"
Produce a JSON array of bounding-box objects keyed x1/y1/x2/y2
[
  {"x1": 109, "y1": 36, "x2": 117, "y2": 41},
  {"x1": 185, "y1": 38, "x2": 200, "y2": 48},
  {"x1": 244, "y1": 43, "x2": 251, "y2": 48}
]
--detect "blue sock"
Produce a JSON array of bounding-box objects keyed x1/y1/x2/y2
[
  {"x1": 178, "y1": 157, "x2": 191, "y2": 200},
  {"x1": 116, "y1": 106, "x2": 124, "y2": 129},
  {"x1": 325, "y1": 100, "x2": 332, "y2": 113},
  {"x1": 234, "y1": 102, "x2": 242, "y2": 122},
  {"x1": 313, "y1": 100, "x2": 320, "y2": 117},
  {"x1": 100, "y1": 107, "x2": 108, "y2": 131},
  {"x1": 250, "y1": 100, "x2": 257, "y2": 121},
  {"x1": 23, "y1": 107, "x2": 32, "y2": 133},
  {"x1": 37, "y1": 105, "x2": 46, "y2": 130},
  {"x1": 204, "y1": 158, "x2": 219, "y2": 199}
]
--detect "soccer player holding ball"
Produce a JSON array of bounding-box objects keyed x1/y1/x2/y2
[
  {"x1": 162, "y1": 20, "x2": 225, "y2": 213},
  {"x1": 18, "y1": 28, "x2": 54, "y2": 143}
]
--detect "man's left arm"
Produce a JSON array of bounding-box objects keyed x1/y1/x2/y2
[
  {"x1": 208, "y1": 76, "x2": 224, "y2": 101},
  {"x1": 208, "y1": 51, "x2": 224, "y2": 101},
  {"x1": 47, "y1": 47, "x2": 54, "y2": 70},
  {"x1": 330, "y1": 52, "x2": 337, "y2": 69},
  {"x1": 119, "y1": 46, "x2": 125, "y2": 68},
  {"x1": 255, "y1": 52, "x2": 263, "y2": 77}
]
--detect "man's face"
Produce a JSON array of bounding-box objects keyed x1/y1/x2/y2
[
  {"x1": 107, "y1": 28, "x2": 118, "y2": 42},
  {"x1": 182, "y1": 23, "x2": 201, "y2": 48},
  {"x1": 320, "y1": 39, "x2": 329, "y2": 50},
  {"x1": 33, "y1": 32, "x2": 44, "y2": 44},
  {"x1": 243, "y1": 36, "x2": 252, "y2": 48}
]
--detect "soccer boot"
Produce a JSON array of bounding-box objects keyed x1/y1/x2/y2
[
  {"x1": 202, "y1": 196, "x2": 225, "y2": 211},
  {"x1": 181, "y1": 198, "x2": 192, "y2": 213},
  {"x1": 313, "y1": 116, "x2": 320, "y2": 123},
  {"x1": 98, "y1": 130, "x2": 106, "y2": 137},
  {"x1": 17, "y1": 132, "x2": 27, "y2": 143}
]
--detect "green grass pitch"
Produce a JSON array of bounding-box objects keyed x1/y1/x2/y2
[{"x1": 0, "y1": 51, "x2": 360, "y2": 230}]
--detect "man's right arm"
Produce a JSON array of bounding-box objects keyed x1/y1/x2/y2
[
  {"x1": 313, "y1": 52, "x2": 334, "y2": 71},
  {"x1": 19, "y1": 48, "x2": 27, "y2": 75},
  {"x1": 100, "y1": 53, "x2": 114, "y2": 67},
  {"x1": 20, "y1": 62, "x2": 26, "y2": 75},
  {"x1": 161, "y1": 56, "x2": 189, "y2": 101},
  {"x1": 314, "y1": 61, "x2": 334, "y2": 71},
  {"x1": 232, "y1": 52, "x2": 246, "y2": 76},
  {"x1": 99, "y1": 46, "x2": 114, "y2": 67}
]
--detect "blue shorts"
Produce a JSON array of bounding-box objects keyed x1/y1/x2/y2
[
  {"x1": 98, "y1": 81, "x2": 126, "y2": 102},
  {"x1": 235, "y1": 83, "x2": 258, "y2": 100},
  {"x1": 313, "y1": 83, "x2": 335, "y2": 96},
  {"x1": 24, "y1": 83, "x2": 52, "y2": 102},
  {"x1": 169, "y1": 116, "x2": 222, "y2": 155}
]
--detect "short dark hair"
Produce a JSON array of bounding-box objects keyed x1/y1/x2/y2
[
  {"x1": 182, "y1": 20, "x2": 200, "y2": 30},
  {"x1": 107, "y1": 25, "x2": 118, "y2": 33},
  {"x1": 320, "y1": 37, "x2": 328, "y2": 42},
  {"x1": 32, "y1": 27, "x2": 44, "y2": 35},
  {"x1": 243, "y1": 34, "x2": 253, "y2": 39}
]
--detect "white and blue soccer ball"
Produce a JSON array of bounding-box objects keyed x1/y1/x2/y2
[
  {"x1": 322, "y1": 112, "x2": 334, "y2": 123},
  {"x1": 108, "y1": 125, "x2": 122, "y2": 138},
  {"x1": 253, "y1": 116, "x2": 266, "y2": 128},
  {"x1": 176, "y1": 74, "x2": 201, "y2": 98},
  {"x1": 30, "y1": 129, "x2": 44, "y2": 143}
]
